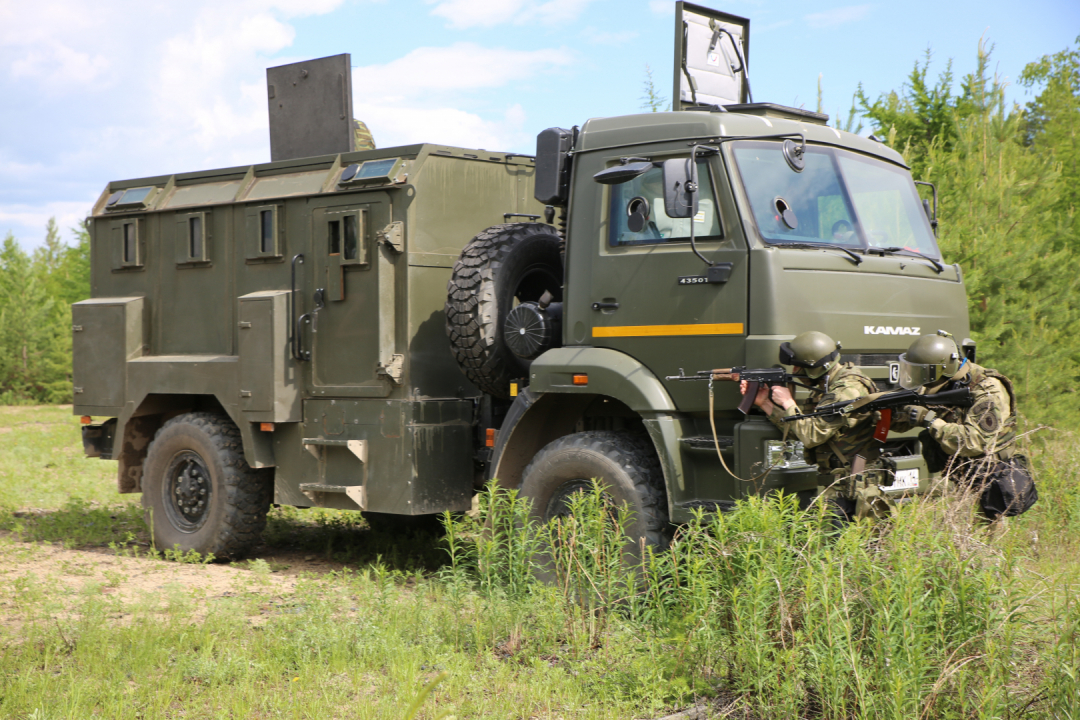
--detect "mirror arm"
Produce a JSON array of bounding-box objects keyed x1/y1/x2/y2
[
  {"x1": 687, "y1": 144, "x2": 713, "y2": 268},
  {"x1": 914, "y1": 180, "x2": 939, "y2": 237}
]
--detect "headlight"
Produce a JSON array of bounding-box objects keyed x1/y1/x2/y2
[{"x1": 764, "y1": 439, "x2": 812, "y2": 470}]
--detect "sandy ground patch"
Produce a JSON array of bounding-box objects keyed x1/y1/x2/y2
[{"x1": 0, "y1": 540, "x2": 303, "y2": 630}]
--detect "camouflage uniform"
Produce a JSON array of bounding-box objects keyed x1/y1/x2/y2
[
  {"x1": 765, "y1": 363, "x2": 886, "y2": 518},
  {"x1": 891, "y1": 361, "x2": 1018, "y2": 477},
  {"x1": 353, "y1": 119, "x2": 376, "y2": 152}
]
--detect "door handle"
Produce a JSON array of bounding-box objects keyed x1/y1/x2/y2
[{"x1": 592, "y1": 301, "x2": 620, "y2": 311}]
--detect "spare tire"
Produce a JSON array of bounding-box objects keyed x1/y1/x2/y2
[{"x1": 446, "y1": 223, "x2": 563, "y2": 398}]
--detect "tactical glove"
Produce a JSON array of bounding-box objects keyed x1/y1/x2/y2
[{"x1": 906, "y1": 406, "x2": 938, "y2": 428}]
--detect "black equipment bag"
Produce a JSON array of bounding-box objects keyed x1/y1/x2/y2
[{"x1": 978, "y1": 454, "x2": 1038, "y2": 520}]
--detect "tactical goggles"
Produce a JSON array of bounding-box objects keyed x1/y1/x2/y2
[{"x1": 778, "y1": 343, "x2": 839, "y2": 369}]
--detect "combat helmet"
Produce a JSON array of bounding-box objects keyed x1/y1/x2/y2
[
  {"x1": 778, "y1": 331, "x2": 842, "y2": 380},
  {"x1": 898, "y1": 330, "x2": 963, "y2": 389}
]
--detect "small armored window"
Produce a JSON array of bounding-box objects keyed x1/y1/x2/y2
[
  {"x1": 176, "y1": 211, "x2": 210, "y2": 264},
  {"x1": 260, "y1": 210, "x2": 273, "y2": 253},
  {"x1": 245, "y1": 205, "x2": 282, "y2": 260},
  {"x1": 343, "y1": 214, "x2": 359, "y2": 260},
  {"x1": 189, "y1": 216, "x2": 203, "y2": 258},
  {"x1": 123, "y1": 222, "x2": 137, "y2": 263},
  {"x1": 328, "y1": 220, "x2": 341, "y2": 255},
  {"x1": 112, "y1": 218, "x2": 143, "y2": 269}
]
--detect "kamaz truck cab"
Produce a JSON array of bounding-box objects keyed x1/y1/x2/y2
[{"x1": 74, "y1": 4, "x2": 971, "y2": 558}]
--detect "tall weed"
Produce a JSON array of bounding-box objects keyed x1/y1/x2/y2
[{"x1": 449, "y1": 480, "x2": 1058, "y2": 718}]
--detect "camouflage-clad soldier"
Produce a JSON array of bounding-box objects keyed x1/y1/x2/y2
[
  {"x1": 353, "y1": 119, "x2": 376, "y2": 152},
  {"x1": 891, "y1": 331, "x2": 1036, "y2": 518},
  {"x1": 741, "y1": 331, "x2": 883, "y2": 521}
]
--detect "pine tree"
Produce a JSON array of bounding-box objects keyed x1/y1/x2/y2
[
  {"x1": 641, "y1": 64, "x2": 669, "y2": 113},
  {"x1": 1019, "y1": 37, "x2": 1080, "y2": 241},
  {"x1": 0, "y1": 234, "x2": 61, "y2": 403},
  {"x1": 921, "y1": 44, "x2": 1080, "y2": 426}
]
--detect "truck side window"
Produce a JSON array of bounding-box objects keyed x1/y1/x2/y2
[{"x1": 608, "y1": 161, "x2": 722, "y2": 247}]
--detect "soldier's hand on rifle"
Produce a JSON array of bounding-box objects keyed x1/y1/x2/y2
[
  {"x1": 740, "y1": 381, "x2": 796, "y2": 414},
  {"x1": 740, "y1": 379, "x2": 773, "y2": 413},
  {"x1": 769, "y1": 385, "x2": 796, "y2": 411},
  {"x1": 906, "y1": 405, "x2": 937, "y2": 428}
]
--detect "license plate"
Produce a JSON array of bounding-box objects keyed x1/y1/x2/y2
[{"x1": 890, "y1": 468, "x2": 920, "y2": 491}]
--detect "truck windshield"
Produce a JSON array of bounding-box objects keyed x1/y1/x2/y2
[{"x1": 731, "y1": 141, "x2": 940, "y2": 258}]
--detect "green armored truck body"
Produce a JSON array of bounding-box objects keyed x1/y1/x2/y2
[
  {"x1": 76, "y1": 11, "x2": 971, "y2": 554},
  {"x1": 77, "y1": 145, "x2": 542, "y2": 531},
  {"x1": 77, "y1": 106, "x2": 969, "y2": 552}
]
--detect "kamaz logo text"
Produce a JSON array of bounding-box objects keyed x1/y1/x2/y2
[{"x1": 864, "y1": 326, "x2": 920, "y2": 336}]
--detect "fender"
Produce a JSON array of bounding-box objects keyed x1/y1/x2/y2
[
  {"x1": 526, "y1": 346, "x2": 677, "y2": 413},
  {"x1": 490, "y1": 347, "x2": 685, "y2": 509}
]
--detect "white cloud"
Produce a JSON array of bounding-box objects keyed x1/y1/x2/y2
[
  {"x1": 804, "y1": 4, "x2": 871, "y2": 29},
  {"x1": 0, "y1": 201, "x2": 96, "y2": 243},
  {"x1": 428, "y1": 0, "x2": 598, "y2": 29},
  {"x1": 352, "y1": 44, "x2": 573, "y2": 151},
  {"x1": 0, "y1": 0, "x2": 573, "y2": 247},
  {"x1": 353, "y1": 43, "x2": 573, "y2": 98},
  {"x1": 354, "y1": 102, "x2": 531, "y2": 150},
  {"x1": 10, "y1": 42, "x2": 110, "y2": 86}
]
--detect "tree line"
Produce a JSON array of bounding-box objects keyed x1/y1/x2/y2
[
  {"x1": 855, "y1": 39, "x2": 1080, "y2": 428},
  {"x1": 3, "y1": 38, "x2": 1077, "y2": 428}
]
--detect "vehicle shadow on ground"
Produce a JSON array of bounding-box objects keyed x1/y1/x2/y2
[{"x1": 1, "y1": 501, "x2": 451, "y2": 578}]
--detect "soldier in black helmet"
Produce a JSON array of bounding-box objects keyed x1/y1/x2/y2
[
  {"x1": 891, "y1": 331, "x2": 1036, "y2": 519},
  {"x1": 741, "y1": 330, "x2": 886, "y2": 521}
]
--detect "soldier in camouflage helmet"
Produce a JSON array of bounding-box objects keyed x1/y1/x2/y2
[
  {"x1": 741, "y1": 331, "x2": 885, "y2": 521},
  {"x1": 353, "y1": 119, "x2": 376, "y2": 152},
  {"x1": 890, "y1": 331, "x2": 1034, "y2": 518}
]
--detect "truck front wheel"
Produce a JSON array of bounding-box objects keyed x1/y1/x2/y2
[
  {"x1": 519, "y1": 431, "x2": 671, "y2": 561},
  {"x1": 141, "y1": 412, "x2": 271, "y2": 559}
]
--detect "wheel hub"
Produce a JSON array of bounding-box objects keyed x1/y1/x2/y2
[{"x1": 165, "y1": 451, "x2": 212, "y2": 531}]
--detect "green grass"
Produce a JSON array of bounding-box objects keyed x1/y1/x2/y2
[
  {"x1": 0, "y1": 406, "x2": 1077, "y2": 718},
  {"x1": 0, "y1": 405, "x2": 121, "y2": 508}
]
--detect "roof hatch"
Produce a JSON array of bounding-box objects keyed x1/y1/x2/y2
[{"x1": 673, "y1": 2, "x2": 751, "y2": 110}]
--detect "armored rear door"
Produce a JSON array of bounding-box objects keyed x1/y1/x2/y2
[
  {"x1": 582, "y1": 156, "x2": 749, "y2": 411},
  {"x1": 307, "y1": 192, "x2": 398, "y2": 396}
]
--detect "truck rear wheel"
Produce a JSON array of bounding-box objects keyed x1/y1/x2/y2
[
  {"x1": 519, "y1": 431, "x2": 671, "y2": 564},
  {"x1": 141, "y1": 412, "x2": 271, "y2": 560},
  {"x1": 445, "y1": 222, "x2": 562, "y2": 399}
]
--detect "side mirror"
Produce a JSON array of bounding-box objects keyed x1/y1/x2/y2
[
  {"x1": 593, "y1": 162, "x2": 653, "y2": 185},
  {"x1": 661, "y1": 158, "x2": 698, "y2": 219}
]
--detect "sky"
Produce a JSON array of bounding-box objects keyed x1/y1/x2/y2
[{"x1": 1, "y1": 0, "x2": 1077, "y2": 249}]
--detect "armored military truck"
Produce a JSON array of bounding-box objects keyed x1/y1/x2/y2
[{"x1": 74, "y1": 4, "x2": 972, "y2": 557}]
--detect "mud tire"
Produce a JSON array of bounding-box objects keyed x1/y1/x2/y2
[
  {"x1": 445, "y1": 222, "x2": 562, "y2": 399},
  {"x1": 520, "y1": 431, "x2": 671, "y2": 560},
  {"x1": 141, "y1": 412, "x2": 271, "y2": 560}
]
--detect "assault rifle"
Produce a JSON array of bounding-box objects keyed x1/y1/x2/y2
[
  {"x1": 665, "y1": 367, "x2": 816, "y2": 414},
  {"x1": 781, "y1": 386, "x2": 973, "y2": 443}
]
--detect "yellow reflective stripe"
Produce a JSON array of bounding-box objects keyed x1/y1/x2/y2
[{"x1": 592, "y1": 323, "x2": 744, "y2": 338}]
